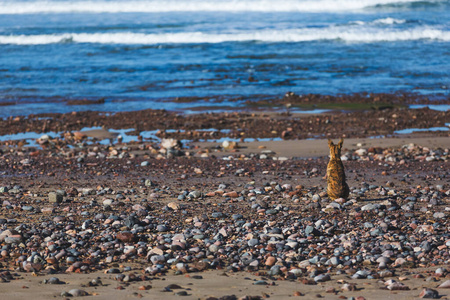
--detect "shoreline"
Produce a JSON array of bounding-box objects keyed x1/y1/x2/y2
[
  {"x1": 0, "y1": 106, "x2": 448, "y2": 143},
  {"x1": 0, "y1": 91, "x2": 449, "y2": 120}
]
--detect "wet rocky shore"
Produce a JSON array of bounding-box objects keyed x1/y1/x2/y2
[{"x1": 1, "y1": 93, "x2": 449, "y2": 142}]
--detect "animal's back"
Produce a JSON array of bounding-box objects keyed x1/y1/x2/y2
[
  {"x1": 326, "y1": 138, "x2": 350, "y2": 200},
  {"x1": 327, "y1": 159, "x2": 349, "y2": 200}
]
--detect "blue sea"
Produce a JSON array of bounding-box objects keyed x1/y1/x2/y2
[{"x1": 0, "y1": 0, "x2": 449, "y2": 117}]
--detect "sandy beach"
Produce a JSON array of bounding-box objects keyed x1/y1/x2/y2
[
  {"x1": 2, "y1": 0, "x2": 450, "y2": 297},
  {"x1": 0, "y1": 104, "x2": 449, "y2": 300},
  {"x1": 2, "y1": 266, "x2": 449, "y2": 300},
  {"x1": 193, "y1": 136, "x2": 450, "y2": 158}
]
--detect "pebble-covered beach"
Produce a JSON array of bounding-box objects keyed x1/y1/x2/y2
[
  {"x1": 2, "y1": 0, "x2": 450, "y2": 297},
  {"x1": 0, "y1": 102, "x2": 449, "y2": 300}
]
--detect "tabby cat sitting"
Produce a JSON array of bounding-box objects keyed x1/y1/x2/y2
[{"x1": 327, "y1": 138, "x2": 350, "y2": 200}]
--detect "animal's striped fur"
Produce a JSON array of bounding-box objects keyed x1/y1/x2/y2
[{"x1": 327, "y1": 138, "x2": 350, "y2": 200}]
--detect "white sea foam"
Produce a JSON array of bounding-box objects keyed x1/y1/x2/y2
[
  {"x1": 350, "y1": 18, "x2": 407, "y2": 26},
  {"x1": 0, "y1": 0, "x2": 438, "y2": 14},
  {"x1": 1, "y1": 26, "x2": 449, "y2": 45},
  {"x1": 373, "y1": 17, "x2": 407, "y2": 24}
]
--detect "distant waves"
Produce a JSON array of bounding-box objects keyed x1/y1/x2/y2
[
  {"x1": 1, "y1": 0, "x2": 449, "y2": 105},
  {"x1": 0, "y1": 0, "x2": 446, "y2": 14}
]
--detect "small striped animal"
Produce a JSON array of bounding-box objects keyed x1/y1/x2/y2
[{"x1": 327, "y1": 138, "x2": 350, "y2": 200}]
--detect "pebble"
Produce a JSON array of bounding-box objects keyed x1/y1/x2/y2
[
  {"x1": 438, "y1": 280, "x2": 450, "y2": 288},
  {"x1": 107, "y1": 268, "x2": 121, "y2": 274},
  {"x1": 433, "y1": 212, "x2": 445, "y2": 219},
  {"x1": 44, "y1": 277, "x2": 62, "y2": 284},
  {"x1": 386, "y1": 282, "x2": 410, "y2": 290},
  {"x1": 232, "y1": 214, "x2": 243, "y2": 220},
  {"x1": 265, "y1": 209, "x2": 278, "y2": 215},
  {"x1": 269, "y1": 265, "x2": 281, "y2": 276},
  {"x1": 167, "y1": 202, "x2": 180, "y2": 210},
  {"x1": 116, "y1": 231, "x2": 135, "y2": 243},
  {"x1": 48, "y1": 192, "x2": 63, "y2": 203},
  {"x1": 175, "y1": 291, "x2": 189, "y2": 296},
  {"x1": 265, "y1": 256, "x2": 276, "y2": 266},
  {"x1": 361, "y1": 204, "x2": 377, "y2": 211},
  {"x1": 4, "y1": 235, "x2": 22, "y2": 244},
  {"x1": 435, "y1": 267, "x2": 447, "y2": 275},
  {"x1": 188, "y1": 191, "x2": 201, "y2": 199},
  {"x1": 165, "y1": 284, "x2": 183, "y2": 290},
  {"x1": 103, "y1": 199, "x2": 114, "y2": 206},
  {"x1": 329, "y1": 257, "x2": 341, "y2": 266},
  {"x1": 150, "y1": 255, "x2": 165, "y2": 265},
  {"x1": 209, "y1": 244, "x2": 219, "y2": 253},
  {"x1": 419, "y1": 288, "x2": 439, "y2": 298},
  {"x1": 90, "y1": 278, "x2": 103, "y2": 286},
  {"x1": 314, "y1": 274, "x2": 330, "y2": 282},
  {"x1": 341, "y1": 283, "x2": 357, "y2": 292},
  {"x1": 223, "y1": 191, "x2": 239, "y2": 198},
  {"x1": 248, "y1": 239, "x2": 259, "y2": 247},
  {"x1": 352, "y1": 270, "x2": 370, "y2": 279},
  {"x1": 0, "y1": 135, "x2": 449, "y2": 299},
  {"x1": 211, "y1": 212, "x2": 224, "y2": 218},
  {"x1": 67, "y1": 289, "x2": 88, "y2": 297},
  {"x1": 156, "y1": 225, "x2": 169, "y2": 232},
  {"x1": 145, "y1": 179, "x2": 155, "y2": 187}
]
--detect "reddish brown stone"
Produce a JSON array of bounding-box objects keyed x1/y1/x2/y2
[{"x1": 116, "y1": 232, "x2": 136, "y2": 243}]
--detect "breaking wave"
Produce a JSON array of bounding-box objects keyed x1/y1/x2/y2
[{"x1": 1, "y1": 26, "x2": 449, "y2": 45}]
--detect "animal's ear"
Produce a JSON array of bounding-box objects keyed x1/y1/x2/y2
[
  {"x1": 328, "y1": 139, "x2": 333, "y2": 147},
  {"x1": 338, "y1": 138, "x2": 344, "y2": 149}
]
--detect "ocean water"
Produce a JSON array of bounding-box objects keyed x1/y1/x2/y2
[{"x1": 0, "y1": 0, "x2": 449, "y2": 117}]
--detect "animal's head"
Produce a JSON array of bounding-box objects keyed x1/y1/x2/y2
[{"x1": 328, "y1": 138, "x2": 344, "y2": 159}]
